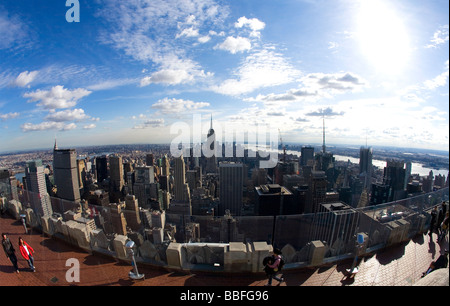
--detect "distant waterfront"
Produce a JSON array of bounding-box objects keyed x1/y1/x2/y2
[{"x1": 333, "y1": 155, "x2": 449, "y2": 177}]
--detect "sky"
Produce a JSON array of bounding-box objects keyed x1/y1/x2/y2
[{"x1": 0, "y1": 0, "x2": 449, "y2": 153}]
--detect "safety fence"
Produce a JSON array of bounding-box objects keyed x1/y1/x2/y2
[{"x1": 0, "y1": 183, "x2": 448, "y2": 271}]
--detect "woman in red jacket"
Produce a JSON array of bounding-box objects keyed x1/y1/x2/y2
[{"x1": 19, "y1": 237, "x2": 35, "y2": 272}]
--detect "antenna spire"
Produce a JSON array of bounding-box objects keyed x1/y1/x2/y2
[{"x1": 322, "y1": 113, "x2": 326, "y2": 153}]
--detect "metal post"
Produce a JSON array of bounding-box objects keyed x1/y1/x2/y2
[
  {"x1": 125, "y1": 240, "x2": 144, "y2": 280},
  {"x1": 20, "y1": 214, "x2": 28, "y2": 234}
]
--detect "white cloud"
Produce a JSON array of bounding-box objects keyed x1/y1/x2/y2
[
  {"x1": 13, "y1": 71, "x2": 39, "y2": 87},
  {"x1": 0, "y1": 10, "x2": 30, "y2": 50},
  {"x1": 198, "y1": 35, "x2": 211, "y2": 43},
  {"x1": 21, "y1": 121, "x2": 77, "y2": 132},
  {"x1": 83, "y1": 124, "x2": 96, "y2": 130},
  {"x1": 423, "y1": 61, "x2": 449, "y2": 90},
  {"x1": 99, "y1": 0, "x2": 228, "y2": 63},
  {"x1": 44, "y1": 108, "x2": 90, "y2": 122},
  {"x1": 140, "y1": 56, "x2": 212, "y2": 86},
  {"x1": 133, "y1": 118, "x2": 165, "y2": 129},
  {"x1": 151, "y1": 97, "x2": 209, "y2": 114},
  {"x1": 23, "y1": 85, "x2": 91, "y2": 109},
  {"x1": 214, "y1": 36, "x2": 251, "y2": 54},
  {"x1": 176, "y1": 27, "x2": 199, "y2": 39},
  {"x1": 211, "y1": 47, "x2": 301, "y2": 96},
  {"x1": 248, "y1": 72, "x2": 367, "y2": 103},
  {"x1": 87, "y1": 78, "x2": 137, "y2": 91},
  {"x1": 141, "y1": 69, "x2": 194, "y2": 86},
  {"x1": 0, "y1": 112, "x2": 20, "y2": 121},
  {"x1": 425, "y1": 25, "x2": 449, "y2": 48},
  {"x1": 235, "y1": 16, "x2": 265, "y2": 37}
]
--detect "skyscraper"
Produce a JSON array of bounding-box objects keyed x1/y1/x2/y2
[
  {"x1": 205, "y1": 115, "x2": 217, "y2": 174},
  {"x1": 133, "y1": 166, "x2": 154, "y2": 208},
  {"x1": 174, "y1": 155, "x2": 190, "y2": 203},
  {"x1": 300, "y1": 146, "x2": 314, "y2": 166},
  {"x1": 109, "y1": 155, "x2": 124, "y2": 193},
  {"x1": 359, "y1": 146, "x2": 373, "y2": 188},
  {"x1": 24, "y1": 160, "x2": 53, "y2": 217},
  {"x1": 53, "y1": 142, "x2": 81, "y2": 202},
  {"x1": 95, "y1": 156, "x2": 108, "y2": 184},
  {"x1": 383, "y1": 159, "x2": 406, "y2": 201},
  {"x1": 219, "y1": 162, "x2": 243, "y2": 216}
]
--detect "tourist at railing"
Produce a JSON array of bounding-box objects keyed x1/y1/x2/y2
[
  {"x1": 437, "y1": 201, "x2": 447, "y2": 230},
  {"x1": 438, "y1": 212, "x2": 449, "y2": 243},
  {"x1": 428, "y1": 206, "x2": 438, "y2": 237},
  {"x1": 2, "y1": 233, "x2": 19, "y2": 273}
]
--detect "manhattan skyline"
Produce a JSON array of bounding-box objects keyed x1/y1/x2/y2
[{"x1": 0, "y1": 0, "x2": 448, "y2": 152}]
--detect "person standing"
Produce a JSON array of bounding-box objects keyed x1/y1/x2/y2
[
  {"x1": 264, "y1": 248, "x2": 285, "y2": 286},
  {"x1": 429, "y1": 206, "x2": 438, "y2": 237},
  {"x1": 2, "y1": 233, "x2": 19, "y2": 273},
  {"x1": 18, "y1": 237, "x2": 35, "y2": 272}
]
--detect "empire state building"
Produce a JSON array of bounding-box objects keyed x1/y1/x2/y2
[{"x1": 205, "y1": 115, "x2": 218, "y2": 174}]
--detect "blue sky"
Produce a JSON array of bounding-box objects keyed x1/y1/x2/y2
[{"x1": 0, "y1": 0, "x2": 448, "y2": 152}]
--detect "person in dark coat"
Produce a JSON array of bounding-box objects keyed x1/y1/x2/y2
[
  {"x1": 2, "y1": 233, "x2": 19, "y2": 273},
  {"x1": 422, "y1": 250, "x2": 448, "y2": 277},
  {"x1": 429, "y1": 206, "x2": 438, "y2": 236}
]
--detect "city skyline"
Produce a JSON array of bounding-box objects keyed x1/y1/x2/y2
[{"x1": 0, "y1": 0, "x2": 449, "y2": 152}]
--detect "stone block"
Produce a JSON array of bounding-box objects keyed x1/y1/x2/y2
[
  {"x1": 113, "y1": 235, "x2": 129, "y2": 260},
  {"x1": 309, "y1": 240, "x2": 326, "y2": 266},
  {"x1": 396, "y1": 219, "x2": 410, "y2": 241},
  {"x1": 202, "y1": 244, "x2": 224, "y2": 266},
  {"x1": 8, "y1": 200, "x2": 22, "y2": 219},
  {"x1": 58, "y1": 220, "x2": 69, "y2": 238},
  {"x1": 250, "y1": 242, "x2": 272, "y2": 272},
  {"x1": 90, "y1": 230, "x2": 109, "y2": 250},
  {"x1": 417, "y1": 214, "x2": 427, "y2": 234},
  {"x1": 280, "y1": 244, "x2": 296, "y2": 263},
  {"x1": 224, "y1": 242, "x2": 249, "y2": 272},
  {"x1": 40, "y1": 216, "x2": 53, "y2": 235},
  {"x1": 186, "y1": 244, "x2": 206, "y2": 264},
  {"x1": 166, "y1": 242, "x2": 183, "y2": 269},
  {"x1": 386, "y1": 220, "x2": 402, "y2": 245},
  {"x1": 139, "y1": 240, "x2": 158, "y2": 260},
  {"x1": 65, "y1": 220, "x2": 80, "y2": 245}
]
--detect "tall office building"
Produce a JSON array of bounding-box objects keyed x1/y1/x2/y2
[
  {"x1": 133, "y1": 166, "x2": 154, "y2": 207},
  {"x1": 109, "y1": 155, "x2": 124, "y2": 192},
  {"x1": 383, "y1": 159, "x2": 406, "y2": 201},
  {"x1": 306, "y1": 170, "x2": 327, "y2": 213},
  {"x1": 219, "y1": 162, "x2": 243, "y2": 216},
  {"x1": 359, "y1": 146, "x2": 373, "y2": 188},
  {"x1": 300, "y1": 146, "x2": 314, "y2": 166},
  {"x1": 205, "y1": 115, "x2": 218, "y2": 174},
  {"x1": 174, "y1": 155, "x2": 190, "y2": 203},
  {"x1": 123, "y1": 194, "x2": 141, "y2": 232},
  {"x1": 146, "y1": 153, "x2": 154, "y2": 167},
  {"x1": 161, "y1": 154, "x2": 170, "y2": 176},
  {"x1": 53, "y1": 142, "x2": 81, "y2": 202},
  {"x1": 95, "y1": 156, "x2": 108, "y2": 184},
  {"x1": 24, "y1": 160, "x2": 53, "y2": 216}
]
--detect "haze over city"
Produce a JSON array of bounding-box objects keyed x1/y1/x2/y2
[{"x1": 0, "y1": 0, "x2": 449, "y2": 153}]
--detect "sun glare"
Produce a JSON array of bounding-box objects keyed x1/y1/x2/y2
[{"x1": 355, "y1": 1, "x2": 411, "y2": 75}]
